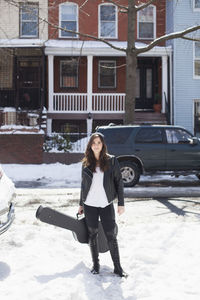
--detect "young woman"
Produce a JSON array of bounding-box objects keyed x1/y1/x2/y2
[{"x1": 78, "y1": 132, "x2": 127, "y2": 277}]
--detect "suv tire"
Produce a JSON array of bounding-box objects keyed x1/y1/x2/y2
[{"x1": 119, "y1": 161, "x2": 140, "y2": 187}]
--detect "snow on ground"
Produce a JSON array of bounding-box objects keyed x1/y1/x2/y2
[
  {"x1": 1, "y1": 163, "x2": 199, "y2": 189},
  {"x1": 1, "y1": 195, "x2": 200, "y2": 300},
  {"x1": 1, "y1": 163, "x2": 200, "y2": 299}
]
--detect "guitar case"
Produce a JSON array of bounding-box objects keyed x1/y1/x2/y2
[{"x1": 36, "y1": 205, "x2": 116, "y2": 253}]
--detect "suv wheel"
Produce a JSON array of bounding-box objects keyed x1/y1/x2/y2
[{"x1": 119, "y1": 161, "x2": 140, "y2": 187}]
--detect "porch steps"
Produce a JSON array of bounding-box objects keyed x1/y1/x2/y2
[{"x1": 135, "y1": 112, "x2": 168, "y2": 125}]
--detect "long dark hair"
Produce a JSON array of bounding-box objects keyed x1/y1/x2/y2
[{"x1": 82, "y1": 133, "x2": 109, "y2": 172}]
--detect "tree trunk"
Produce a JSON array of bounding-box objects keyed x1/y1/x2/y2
[{"x1": 124, "y1": 0, "x2": 137, "y2": 125}]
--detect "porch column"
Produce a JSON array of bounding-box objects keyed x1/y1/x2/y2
[
  {"x1": 46, "y1": 119, "x2": 52, "y2": 136},
  {"x1": 48, "y1": 55, "x2": 54, "y2": 112},
  {"x1": 162, "y1": 55, "x2": 168, "y2": 113},
  {"x1": 87, "y1": 55, "x2": 93, "y2": 135}
]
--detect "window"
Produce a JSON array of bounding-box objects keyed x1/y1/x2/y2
[
  {"x1": 165, "y1": 129, "x2": 192, "y2": 144},
  {"x1": 99, "y1": 4, "x2": 117, "y2": 38},
  {"x1": 194, "y1": 42, "x2": 200, "y2": 77},
  {"x1": 60, "y1": 59, "x2": 78, "y2": 88},
  {"x1": 137, "y1": 5, "x2": 156, "y2": 39},
  {"x1": 135, "y1": 128, "x2": 163, "y2": 143},
  {"x1": 20, "y1": 3, "x2": 39, "y2": 38},
  {"x1": 194, "y1": 0, "x2": 200, "y2": 9},
  {"x1": 98, "y1": 61, "x2": 116, "y2": 88},
  {"x1": 59, "y1": 3, "x2": 78, "y2": 38}
]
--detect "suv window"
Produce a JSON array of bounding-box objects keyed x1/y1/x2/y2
[
  {"x1": 165, "y1": 129, "x2": 193, "y2": 144},
  {"x1": 99, "y1": 128, "x2": 133, "y2": 144},
  {"x1": 135, "y1": 128, "x2": 163, "y2": 143}
]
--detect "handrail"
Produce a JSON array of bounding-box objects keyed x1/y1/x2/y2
[{"x1": 164, "y1": 92, "x2": 171, "y2": 124}]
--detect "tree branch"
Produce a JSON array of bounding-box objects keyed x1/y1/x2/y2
[
  {"x1": 105, "y1": 0, "x2": 128, "y2": 12},
  {"x1": 136, "y1": 0, "x2": 157, "y2": 11},
  {"x1": 136, "y1": 25, "x2": 200, "y2": 54},
  {"x1": 182, "y1": 36, "x2": 200, "y2": 42}
]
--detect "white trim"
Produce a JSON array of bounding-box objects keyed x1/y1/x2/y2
[
  {"x1": 44, "y1": 40, "x2": 172, "y2": 57},
  {"x1": 193, "y1": 0, "x2": 200, "y2": 11},
  {"x1": 87, "y1": 55, "x2": 93, "y2": 113},
  {"x1": 193, "y1": 41, "x2": 200, "y2": 79},
  {"x1": 137, "y1": 5, "x2": 156, "y2": 40},
  {"x1": 48, "y1": 55, "x2": 54, "y2": 112},
  {"x1": 98, "y1": 3, "x2": 118, "y2": 39},
  {"x1": 59, "y1": 2, "x2": 78, "y2": 39},
  {"x1": 98, "y1": 60, "x2": 116, "y2": 88},
  {"x1": 0, "y1": 39, "x2": 44, "y2": 47}
]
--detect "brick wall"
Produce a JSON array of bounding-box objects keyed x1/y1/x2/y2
[{"x1": 0, "y1": 134, "x2": 44, "y2": 164}]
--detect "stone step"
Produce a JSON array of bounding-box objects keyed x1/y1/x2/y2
[{"x1": 135, "y1": 112, "x2": 167, "y2": 125}]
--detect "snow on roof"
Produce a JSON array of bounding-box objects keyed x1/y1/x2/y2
[
  {"x1": 45, "y1": 39, "x2": 172, "y2": 56},
  {"x1": 0, "y1": 39, "x2": 45, "y2": 47},
  {"x1": 0, "y1": 125, "x2": 44, "y2": 134}
]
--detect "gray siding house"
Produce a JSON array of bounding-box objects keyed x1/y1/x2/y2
[{"x1": 166, "y1": 0, "x2": 200, "y2": 135}]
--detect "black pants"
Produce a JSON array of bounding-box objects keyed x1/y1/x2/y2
[{"x1": 84, "y1": 203, "x2": 116, "y2": 234}]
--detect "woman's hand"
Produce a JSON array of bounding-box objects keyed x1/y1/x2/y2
[
  {"x1": 78, "y1": 205, "x2": 84, "y2": 215},
  {"x1": 118, "y1": 206, "x2": 125, "y2": 215}
]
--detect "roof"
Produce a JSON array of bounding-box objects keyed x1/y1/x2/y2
[{"x1": 44, "y1": 40, "x2": 172, "y2": 57}]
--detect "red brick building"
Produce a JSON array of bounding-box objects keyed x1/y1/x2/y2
[{"x1": 46, "y1": 0, "x2": 171, "y2": 135}]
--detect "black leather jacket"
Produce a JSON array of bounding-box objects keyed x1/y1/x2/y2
[{"x1": 79, "y1": 155, "x2": 124, "y2": 207}]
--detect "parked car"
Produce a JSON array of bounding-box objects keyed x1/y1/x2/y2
[
  {"x1": 96, "y1": 124, "x2": 200, "y2": 187},
  {"x1": 0, "y1": 166, "x2": 15, "y2": 234}
]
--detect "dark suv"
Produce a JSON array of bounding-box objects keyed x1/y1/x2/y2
[{"x1": 97, "y1": 124, "x2": 200, "y2": 187}]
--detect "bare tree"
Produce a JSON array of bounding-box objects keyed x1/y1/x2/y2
[{"x1": 4, "y1": 0, "x2": 200, "y2": 124}]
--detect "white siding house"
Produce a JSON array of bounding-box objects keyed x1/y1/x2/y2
[{"x1": 166, "y1": 0, "x2": 200, "y2": 135}]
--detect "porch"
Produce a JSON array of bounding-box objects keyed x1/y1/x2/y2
[
  {"x1": 46, "y1": 92, "x2": 168, "y2": 135},
  {"x1": 46, "y1": 41, "x2": 172, "y2": 135}
]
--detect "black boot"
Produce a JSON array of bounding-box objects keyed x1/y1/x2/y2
[
  {"x1": 106, "y1": 230, "x2": 128, "y2": 278},
  {"x1": 88, "y1": 227, "x2": 100, "y2": 274}
]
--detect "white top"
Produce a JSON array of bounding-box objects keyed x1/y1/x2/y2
[{"x1": 85, "y1": 167, "x2": 109, "y2": 208}]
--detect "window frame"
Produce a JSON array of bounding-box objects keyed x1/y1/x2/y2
[
  {"x1": 98, "y1": 3, "x2": 118, "y2": 39},
  {"x1": 98, "y1": 60, "x2": 116, "y2": 89},
  {"x1": 193, "y1": 41, "x2": 200, "y2": 79},
  {"x1": 193, "y1": 0, "x2": 200, "y2": 11},
  {"x1": 59, "y1": 2, "x2": 78, "y2": 39},
  {"x1": 137, "y1": 4, "x2": 156, "y2": 40},
  {"x1": 60, "y1": 59, "x2": 79, "y2": 88},
  {"x1": 19, "y1": 2, "x2": 39, "y2": 38}
]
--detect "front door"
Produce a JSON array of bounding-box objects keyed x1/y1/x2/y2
[
  {"x1": 135, "y1": 59, "x2": 157, "y2": 110},
  {"x1": 17, "y1": 59, "x2": 41, "y2": 110}
]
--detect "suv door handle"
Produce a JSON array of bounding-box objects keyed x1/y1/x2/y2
[
  {"x1": 170, "y1": 149, "x2": 176, "y2": 152},
  {"x1": 135, "y1": 149, "x2": 141, "y2": 152}
]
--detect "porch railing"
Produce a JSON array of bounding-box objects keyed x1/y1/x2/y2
[
  {"x1": 52, "y1": 93, "x2": 125, "y2": 113},
  {"x1": 92, "y1": 93, "x2": 125, "y2": 112},
  {"x1": 53, "y1": 93, "x2": 88, "y2": 112}
]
